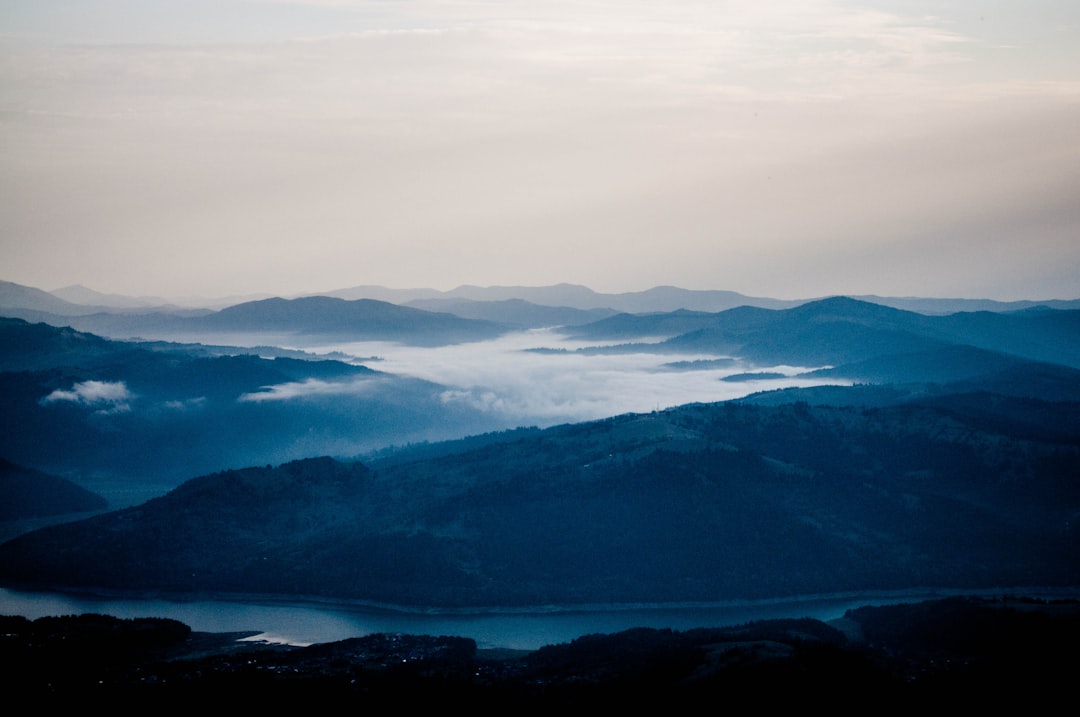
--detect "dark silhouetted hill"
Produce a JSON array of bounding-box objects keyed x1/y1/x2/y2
[
  {"x1": 2, "y1": 391, "x2": 1076, "y2": 608},
  {"x1": 0, "y1": 458, "x2": 108, "y2": 521}
]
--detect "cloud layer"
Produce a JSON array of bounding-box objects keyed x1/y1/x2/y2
[{"x1": 308, "y1": 330, "x2": 842, "y2": 425}]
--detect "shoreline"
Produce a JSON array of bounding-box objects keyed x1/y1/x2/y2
[{"x1": 5, "y1": 582, "x2": 1079, "y2": 618}]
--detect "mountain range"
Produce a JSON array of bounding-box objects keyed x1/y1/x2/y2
[
  {"x1": 5, "y1": 279, "x2": 1080, "y2": 332},
  {"x1": 0, "y1": 317, "x2": 509, "y2": 500},
  {"x1": 1, "y1": 278, "x2": 1078, "y2": 614},
  {"x1": 565, "y1": 296, "x2": 1080, "y2": 371},
  {"x1": 1, "y1": 390, "x2": 1076, "y2": 607}
]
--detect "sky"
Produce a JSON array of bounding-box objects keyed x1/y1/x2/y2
[{"x1": 1, "y1": 1, "x2": 1079, "y2": 302}]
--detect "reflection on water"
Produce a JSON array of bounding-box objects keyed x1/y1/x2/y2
[{"x1": 2, "y1": 587, "x2": 1051, "y2": 650}]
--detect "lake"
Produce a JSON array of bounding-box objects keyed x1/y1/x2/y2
[{"x1": 1, "y1": 586, "x2": 1055, "y2": 650}]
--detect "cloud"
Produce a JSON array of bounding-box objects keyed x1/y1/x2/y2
[
  {"x1": 164, "y1": 397, "x2": 207, "y2": 411},
  {"x1": 41, "y1": 380, "x2": 133, "y2": 413},
  {"x1": 237, "y1": 377, "x2": 382, "y2": 402}
]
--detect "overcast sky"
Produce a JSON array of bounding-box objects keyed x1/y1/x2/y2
[{"x1": 2, "y1": 1, "x2": 1078, "y2": 301}]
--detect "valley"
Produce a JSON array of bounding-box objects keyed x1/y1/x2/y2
[{"x1": 1, "y1": 280, "x2": 1078, "y2": 699}]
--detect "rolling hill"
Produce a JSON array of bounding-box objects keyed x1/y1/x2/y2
[
  {"x1": 1, "y1": 390, "x2": 1075, "y2": 608},
  {"x1": 566, "y1": 296, "x2": 1080, "y2": 370},
  {"x1": 0, "y1": 318, "x2": 508, "y2": 497},
  {"x1": 1, "y1": 288, "x2": 512, "y2": 347},
  {"x1": 0, "y1": 458, "x2": 108, "y2": 522}
]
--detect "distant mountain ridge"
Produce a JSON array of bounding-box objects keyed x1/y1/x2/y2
[
  {"x1": 199, "y1": 296, "x2": 509, "y2": 345},
  {"x1": 402, "y1": 297, "x2": 617, "y2": 329},
  {"x1": 320, "y1": 283, "x2": 1080, "y2": 314},
  {"x1": 566, "y1": 295, "x2": 1080, "y2": 372},
  {"x1": 0, "y1": 289, "x2": 511, "y2": 347},
  {"x1": 7, "y1": 279, "x2": 1077, "y2": 320}
]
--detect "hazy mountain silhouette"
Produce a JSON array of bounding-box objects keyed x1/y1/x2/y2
[
  {"x1": 323, "y1": 282, "x2": 1080, "y2": 314},
  {"x1": 49, "y1": 285, "x2": 187, "y2": 310},
  {"x1": 0, "y1": 280, "x2": 104, "y2": 317},
  {"x1": 324, "y1": 283, "x2": 799, "y2": 313},
  {"x1": 403, "y1": 297, "x2": 617, "y2": 329},
  {"x1": 199, "y1": 296, "x2": 509, "y2": 345},
  {"x1": 1, "y1": 292, "x2": 511, "y2": 347},
  {"x1": 567, "y1": 296, "x2": 1080, "y2": 370},
  {"x1": 7, "y1": 278, "x2": 1078, "y2": 324}
]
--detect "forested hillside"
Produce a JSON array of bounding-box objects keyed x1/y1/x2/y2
[{"x1": 2, "y1": 390, "x2": 1075, "y2": 607}]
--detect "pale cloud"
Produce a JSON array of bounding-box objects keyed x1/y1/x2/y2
[
  {"x1": 164, "y1": 397, "x2": 208, "y2": 411},
  {"x1": 41, "y1": 380, "x2": 134, "y2": 413},
  {"x1": 237, "y1": 377, "x2": 383, "y2": 402}
]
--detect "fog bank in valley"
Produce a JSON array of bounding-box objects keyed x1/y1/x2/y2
[{"x1": 298, "y1": 329, "x2": 842, "y2": 427}]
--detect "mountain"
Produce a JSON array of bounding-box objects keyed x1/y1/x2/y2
[
  {"x1": 853, "y1": 294, "x2": 1080, "y2": 314},
  {"x1": 2, "y1": 391, "x2": 1075, "y2": 607},
  {"x1": 0, "y1": 319, "x2": 509, "y2": 500},
  {"x1": 49, "y1": 284, "x2": 272, "y2": 310},
  {"x1": 0, "y1": 458, "x2": 108, "y2": 521},
  {"x1": 803, "y1": 344, "x2": 1080, "y2": 400},
  {"x1": 325, "y1": 283, "x2": 799, "y2": 313},
  {"x1": 566, "y1": 296, "x2": 1080, "y2": 371},
  {"x1": 198, "y1": 296, "x2": 509, "y2": 345},
  {"x1": 0, "y1": 280, "x2": 101, "y2": 317},
  {"x1": 10, "y1": 278, "x2": 1079, "y2": 321},
  {"x1": 2, "y1": 294, "x2": 511, "y2": 347},
  {"x1": 403, "y1": 297, "x2": 617, "y2": 329},
  {"x1": 50, "y1": 284, "x2": 177, "y2": 310},
  {"x1": 326, "y1": 283, "x2": 1080, "y2": 315}
]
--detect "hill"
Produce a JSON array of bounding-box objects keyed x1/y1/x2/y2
[
  {"x1": 0, "y1": 458, "x2": 108, "y2": 521},
  {"x1": 197, "y1": 296, "x2": 509, "y2": 345},
  {"x1": 1, "y1": 391, "x2": 1076, "y2": 607},
  {"x1": 0, "y1": 319, "x2": 507, "y2": 497},
  {"x1": 324, "y1": 282, "x2": 1080, "y2": 314},
  {"x1": 403, "y1": 297, "x2": 616, "y2": 329},
  {"x1": 1, "y1": 289, "x2": 512, "y2": 347},
  {"x1": 566, "y1": 296, "x2": 1080, "y2": 370},
  {"x1": 0, "y1": 280, "x2": 102, "y2": 316}
]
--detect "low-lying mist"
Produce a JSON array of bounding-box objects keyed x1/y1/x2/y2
[{"x1": 294, "y1": 329, "x2": 843, "y2": 428}]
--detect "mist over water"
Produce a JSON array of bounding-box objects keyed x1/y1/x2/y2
[{"x1": 299, "y1": 329, "x2": 843, "y2": 427}]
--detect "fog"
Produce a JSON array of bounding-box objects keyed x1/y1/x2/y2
[
  {"x1": 41, "y1": 380, "x2": 134, "y2": 414},
  {"x1": 291, "y1": 328, "x2": 843, "y2": 427}
]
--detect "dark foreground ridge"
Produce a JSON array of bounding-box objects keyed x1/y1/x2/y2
[{"x1": 4, "y1": 596, "x2": 1078, "y2": 708}]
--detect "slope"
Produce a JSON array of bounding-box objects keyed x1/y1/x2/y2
[{"x1": 1, "y1": 390, "x2": 1075, "y2": 607}]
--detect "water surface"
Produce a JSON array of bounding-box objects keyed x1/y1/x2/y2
[{"x1": 2, "y1": 586, "x2": 1053, "y2": 650}]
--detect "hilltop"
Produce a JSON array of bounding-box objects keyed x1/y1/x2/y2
[{"x1": 1, "y1": 390, "x2": 1076, "y2": 608}]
